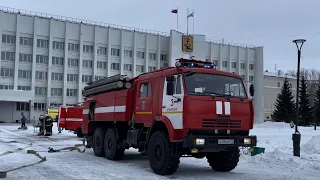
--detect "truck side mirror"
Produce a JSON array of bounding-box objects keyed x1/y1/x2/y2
[
  {"x1": 167, "y1": 81, "x2": 174, "y2": 96},
  {"x1": 249, "y1": 84, "x2": 254, "y2": 97}
]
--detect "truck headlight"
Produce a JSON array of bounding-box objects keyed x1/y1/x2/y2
[
  {"x1": 195, "y1": 138, "x2": 205, "y2": 145},
  {"x1": 244, "y1": 138, "x2": 251, "y2": 145}
]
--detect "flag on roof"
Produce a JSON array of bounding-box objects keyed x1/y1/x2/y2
[{"x1": 171, "y1": 9, "x2": 178, "y2": 14}]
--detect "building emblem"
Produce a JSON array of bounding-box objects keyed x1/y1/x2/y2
[{"x1": 182, "y1": 35, "x2": 194, "y2": 52}]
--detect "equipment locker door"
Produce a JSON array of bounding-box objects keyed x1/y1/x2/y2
[{"x1": 135, "y1": 81, "x2": 153, "y2": 125}]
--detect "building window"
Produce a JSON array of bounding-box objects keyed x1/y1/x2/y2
[
  {"x1": 18, "y1": 86, "x2": 31, "y2": 91},
  {"x1": 67, "y1": 89, "x2": 78, "y2": 97},
  {"x1": 136, "y1": 51, "x2": 145, "y2": 59},
  {"x1": 20, "y1": 37, "x2": 33, "y2": 46},
  {"x1": 149, "y1": 53, "x2": 156, "y2": 60},
  {"x1": 124, "y1": 50, "x2": 133, "y2": 57},
  {"x1": 19, "y1": 53, "x2": 32, "y2": 63},
  {"x1": 51, "y1": 72, "x2": 63, "y2": 81},
  {"x1": 222, "y1": 61, "x2": 228, "y2": 67},
  {"x1": 83, "y1": 60, "x2": 93, "y2": 68},
  {"x1": 34, "y1": 103, "x2": 46, "y2": 111},
  {"x1": 213, "y1": 60, "x2": 218, "y2": 66},
  {"x1": 0, "y1": 84, "x2": 14, "y2": 90},
  {"x1": 160, "y1": 62, "x2": 169, "y2": 69},
  {"x1": 249, "y1": 76, "x2": 254, "y2": 82},
  {"x1": 67, "y1": 74, "x2": 78, "y2": 82},
  {"x1": 1, "y1": 51, "x2": 15, "y2": 61},
  {"x1": 16, "y1": 102, "x2": 30, "y2": 111},
  {"x1": 97, "y1": 61, "x2": 107, "y2": 69},
  {"x1": 82, "y1": 75, "x2": 92, "y2": 83},
  {"x1": 205, "y1": 59, "x2": 210, "y2": 62},
  {"x1": 231, "y1": 62, "x2": 237, "y2": 68},
  {"x1": 277, "y1": 82, "x2": 281, "y2": 87},
  {"x1": 68, "y1": 43, "x2": 80, "y2": 52},
  {"x1": 241, "y1": 75, "x2": 245, "y2": 79},
  {"x1": 0, "y1": 68, "x2": 14, "y2": 77},
  {"x1": 148, "y1": 66, "x2": 156, "y2": 72},
  {"x1": 36, "y1": 55, "x2": 49, "y2": 64},
  {"x1": 136, "y1": 65, "x2": 144, "y2": 73},
  {"x1": 95, "y1": 76, "x2": 105, "y2": 81},
  {"x1": 51, "y1": 88, "x2": 63, "y2": 96},
  {"x1": 68, "y1": 58, "x2": 79, "y2": 67},
  {"x1": 111, "y1": 48, "x2": 120, "y2": 56},
  {"x1": 241, "y1": 63, "x2": 245, "y2": 69},
  {"x1": 83, "y1": 45, "x2": 94, "y2": 53},
  {"x1": 97, "y1": 47, "x2": 107, "y2": 55},
  {"x1": 18, "y1": 70, "x2": 32, "y2": 79},
  {"x1": 160, "y1": 54, "x2": 167, "y2": 61},
  {"x1": 53, "y1": 41, "x2": 64, "y2": 50},
  {"x1": 52, "y1": 57, "x2": 64, "y2": 66},
  {"x1": 37, "y1": 39, "x2": 49, "y2": 48},
  {"x1": 124, "y1": 64, "x2": 132, "y2": 71},
  {"x1": 111, "y1": 63, "x2": 120, "y2": 70},
  {"x1": 2, "y1": 34, "x2": 16, "y2": 44},
  {"x1": 35, "y1": 87, "x2": 47, "y2": 95},
  {"x1": 35, "y1": 71, "x2": 48, "y2": 80},
  {"x1": 249, "y1": 64, "x2": 254, "y2": 70}
]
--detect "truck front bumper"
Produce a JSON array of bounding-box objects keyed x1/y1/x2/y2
[{"x1": 182, "y1": 135, "x2": 257, "y2": 149}]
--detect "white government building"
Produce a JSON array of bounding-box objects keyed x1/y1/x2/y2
[{"x1": 0, "y1": 6, "x2": 264, "y2": 124}]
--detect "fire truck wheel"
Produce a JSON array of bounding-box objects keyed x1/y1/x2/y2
[
  {"x1": 148, "y1": 131, "x2": 180, "y2": 175},
  {"x1": 93, "y1": 127, "x2": 106, "y2": 157},
  {"x1": 206, "y1": 147, "x2": 240, "y2": 172},
  {"x1": 104, "y1": 128, "x2": 125, "y2": 160},
  {"x1": 76, "y1": 128, "x2": 84, "y2": 138}
]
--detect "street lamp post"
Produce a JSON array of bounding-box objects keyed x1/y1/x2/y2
[{"x1": 292, "y1": 39, "x2": 306, "y2": 157}]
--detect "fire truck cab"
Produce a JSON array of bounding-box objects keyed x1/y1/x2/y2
[{"x1": 82, "y1": 58, "x2": 257, "y2": 175}]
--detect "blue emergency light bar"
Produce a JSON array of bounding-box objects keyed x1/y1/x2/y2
[{"x1": 175, "y1": 58, "x2": 216, "y2": 69}]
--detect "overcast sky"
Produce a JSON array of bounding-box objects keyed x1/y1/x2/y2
[{"x1": 2, "y1": 0, "x2": 319, "y2": 73}]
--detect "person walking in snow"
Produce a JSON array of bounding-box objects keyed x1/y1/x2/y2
[{"x1": 20, "y1": 112, "x2": 27, "y2": 128}]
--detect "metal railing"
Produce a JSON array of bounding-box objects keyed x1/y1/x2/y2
[
  {"x1": 205, "y1": 38, "x2": 256, "y2": 49},
  {"x1": 0, "y1": 6, "x2": 259, "y2": 48},
  {"x1": 0, "y1": 6, "x2": 169, "y2": 37}
]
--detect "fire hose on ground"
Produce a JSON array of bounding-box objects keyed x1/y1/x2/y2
[{"x1": 0, "y1": 138, "x2": 87, "y2": 178}]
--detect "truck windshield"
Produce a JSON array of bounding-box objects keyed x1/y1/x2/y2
[{"x1": 184, "y1": 72, "x2": 247, "y2": 98}]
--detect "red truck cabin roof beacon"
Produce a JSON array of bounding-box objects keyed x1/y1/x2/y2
[{"x1": 81, "y1": 57, "x2": 257, "y2": 176}]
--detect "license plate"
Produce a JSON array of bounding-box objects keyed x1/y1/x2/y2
[{"x1": 218, "y1": 139, "x2": 235, "y2": 144}]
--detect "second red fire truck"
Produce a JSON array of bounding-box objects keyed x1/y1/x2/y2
[{"x1": 81, "y1": 58, "x2": 257, "y2": 175}]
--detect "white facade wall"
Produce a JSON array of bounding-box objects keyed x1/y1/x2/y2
[{"x1": 0, "y1": 8, "x2": 264, "y2": 124}]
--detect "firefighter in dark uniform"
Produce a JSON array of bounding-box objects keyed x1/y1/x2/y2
[
  {"x1": 44, "y1": 114, "x2": 53, "y2": 136},
  {"x1": 38, "y1": 114, "x2": 45, "y2": 136}
]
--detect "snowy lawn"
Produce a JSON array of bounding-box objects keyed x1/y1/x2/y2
[{"x1": 0, "y1": 122, "x2": 319, "y2": 180}]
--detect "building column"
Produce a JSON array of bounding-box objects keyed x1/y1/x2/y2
[
  {"x1": 209, "y1": 42, "x2": 213, "y2": 63},
  {"x1": 29, "y1": 100, "x2": 35, "y2": 122},
  {"x1": 253, "y1": 47, "x2": 264, "y2": 124},
  {"x1": 120, "y1": 30, "x2": 124, "y2": 75},
  {"x1": 107, "y1": 28, "x2": 111, "y2": 77},
  {"x1": 145, "y1": 33, "x2": 149, "y2": 72},
  {"x1": 47, "y1": 18, "x2": 53, "y2": 107},
  {"x1": 218, "y1": 44, "x2": 222, "y2": 70},
  {"x1": 62, "y1": 22, "x2": 69, "y2": 106},
  {"x1": 13, "y1": 14, "x2": 21, "y2": 90},
  {"x1": 0, "y1": 13, "x2": 3, "y2": 71},
  {"x1": 133, "y1": 31, "x2": 137, "y2": 77},
  {"x1": 93, "y1": 26, "x2": 98, "y2": 81},
  {"x1": 156, "y1": 35, "x2": 161, "y2": 69},
  {"x1": 236, "y1": 47, "x2": 241, "y2": 74},
  {"x1": 228, "y1": 45, "x2": 232, "y2": 72},
  {"x1": 78, "y1": 24, "x2": 84, "y2": 103}
]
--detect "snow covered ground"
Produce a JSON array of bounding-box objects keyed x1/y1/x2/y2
[{"x1": 0, "y1": 122, "x2": 319, "y2": 180}]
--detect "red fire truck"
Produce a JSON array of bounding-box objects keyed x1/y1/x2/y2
[
  {"x1": 58, "y1": 106, "x2": 84, "y2": 137},
  {"x1": 82, "y1": 58, "x2": 257, "y2": 175}
]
